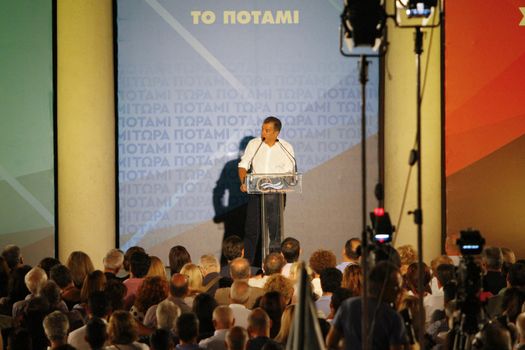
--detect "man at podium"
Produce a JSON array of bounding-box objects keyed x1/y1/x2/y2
[{"x1": 238, "y1": 116, "x2": 295, "y2": 266}]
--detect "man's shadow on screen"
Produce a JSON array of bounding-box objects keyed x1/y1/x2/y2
[{"x1": 213, "y1": 136, "x2": 260, "y2": 264}]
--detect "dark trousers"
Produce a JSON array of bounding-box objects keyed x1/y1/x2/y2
[{"x1": 244, "y1": 193, "x2": 284, "y2": 266}]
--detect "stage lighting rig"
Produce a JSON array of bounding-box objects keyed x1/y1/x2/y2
[{"x1": 340, "y1": 0, "x2": 386, "y2": 54}]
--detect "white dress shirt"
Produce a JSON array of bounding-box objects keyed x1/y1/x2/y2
[{"x1": 238, "y1": 137, "x2": 295, "y2": 174}]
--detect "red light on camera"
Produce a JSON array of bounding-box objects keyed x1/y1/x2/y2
[{"x1": 374, "y1": 207, "x2": 385, "y2": 216}]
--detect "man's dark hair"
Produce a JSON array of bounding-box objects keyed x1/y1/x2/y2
[
  {"x1": 38, "y1": 257, "x2": 61, "y2": 277},
  {"x1": 86, "y1": 317, "x2": 107, "y2": 349},
  {"x1": 40, "y1": 280, "x2": 62, "y2": 307},
  {"x1": 104, "y1": 279, "x2": 127, "y2": 312},
  {"x1": 192, "y1": 293, "x2": 218, "y2": 336},
  {"x1": 222, "y1": 235, "x2": 244, "y2": 261},
  {"x1": 177, "y1": 312, "x2": 199, "y2": 343},
  {"x1": 371, "y1": 244, "x2": 401, "y2": 268},
  {"x1": 150, "y1": 328, "x2": 174, "y2": 350},
  {"x1": 2, "y1": 245, "x2": 21, "y2": 270},
  {"x1": 436, "y1": 264, "x2": 456, "y2": 286},
  {"x1": 508, "y1": 263, "x2": 525, "y2": 287},
  {"x1": 263, "y1": 253, "x2": 285, "y2": 276},
  {"x1": 88, "y1": 290, "x2": 109, "y2": 318},
  {"x1": 123, "y1": 246, "x2": 145, "y2": 272},
  {"x1": 483, "y1": 247, "x2": 503, "y2": 270},
  {"x1": 331, "y1": 288, "x2": 353, "y2": 313},
  {"x1": 168, "y1": 245, "x2": 191, "y2": 275},
  {"x1": 50, "y1": 264, "x2": 73, "y2": 288},
  {"x1": 263, "y1": 116, "x2": 282, "y2": 132},
  {"x1": 344, "y1": 238, "x2": 361, "y2": 260},
  {"x1": 281, "y1": 237, "x2": 300, "y2": 263},
  {"x1": 368, "y1": 261, "x2": 399, "y2": 294},
  {"x1": 320, "y1": 267, "x2": 343, "y2": 293},
  {"x1": 129, "y1": 251, "x2": 151, "y2": 278}
]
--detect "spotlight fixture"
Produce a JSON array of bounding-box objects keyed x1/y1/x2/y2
[{"x1": 341, "y1": 0, "x2": 386, "y2": 51}]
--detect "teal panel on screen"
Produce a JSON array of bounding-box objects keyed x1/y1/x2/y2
[{"x1": 0, "y1": 1, "x2": 55, "y2": 265}]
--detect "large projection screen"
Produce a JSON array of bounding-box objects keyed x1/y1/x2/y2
[
  {"x1": 0, "y1": 1, "x2": 56, "y2": 265},
  {"x1": 445, "y1": 1, "x2": 525, "y2": 256},
  {"x1": 116, "y1": 0, "x2": 381, "y2": 263}
]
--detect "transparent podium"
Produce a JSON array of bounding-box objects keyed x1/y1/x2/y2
[{"x1": 245, "y1": 173, "x2": 303, "y2": 259}]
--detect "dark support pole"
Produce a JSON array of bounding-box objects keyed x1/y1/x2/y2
[
  {"x1": 359, "y1": 54, "x2": 370, "y2": 350},
  {"x1": 413, "y1": 26, "x2": 425, "y2": 349}
]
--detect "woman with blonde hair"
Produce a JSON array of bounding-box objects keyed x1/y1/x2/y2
[
  {"x1": 342, "y1": 264, "x2": 363, "y2": 296},
  {"x1": 274, "y1": 304, "x2": 295, "y2": 345},
  {"x1": 147, "y1": 256, "x2": 168, "y2": 281},
  {"x1": 105, "y1": 310, "x2": 149, "y2": 349},
  {"x1": 66, "y1": 251, "x2": 95, "y2": 288},
  {"x1": 179, "y1": 263, "x2": 203, "y2": 305}
]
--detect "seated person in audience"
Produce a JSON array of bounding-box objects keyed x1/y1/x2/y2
[
  {"x1": 147, "y1": 256, "x2": 168, "y2": 281},
  {"x1": 397, "y1": 244, "x2": 417, "y2": 276},
  {"x1": 326, "y1": 261, "x2": 409, "y2": 350},
  {"x1": 274, "y1": 304, "x2": 295, "y2": 345},
  {"x1": 75, "y1": 270, "x2": 107, "y2": 322},
  {"x1": 246, "y1": 308, "x2": 276, "y2": 350},
  {"x1": 199, "y1": 305, "x2": 234, "y2": 350},
  {"x1": 43, "y1": 311, "x2": 70, "y2": 350},
  {"x1": 280, "y1": 237, "x2": 301, "y2": 278},
  {"x1": 403, "y1": 262, "x2": 432, "y2": 298},
  {"x1": 150, "y1": 328, "x2": 175, "y2": 350},
  {"x1": 487, "y1": 262, "x2": 525, "y2": 317},
  {"x1": 0, "y1": 264, "x2": 31, "y2": 316},
  {"x1": 263, "y1": 274, "x2": 294, "y2": 306},
  {"x1": 68, "y1": 291, "x2": 110, "y2": 350},
  {"x1": 336, "y1": 238, "x2": 361, "y2": 273},
  {"x1": 341, "y1": 264, "x2": 362, "y2": 297},
  {"x1": 228, "y1": 280, "x2": 252, "y2": 329},
  {"x1": 472, "y1": 319, "x2": 513, "y2": 350},
  {"x1": 38, "y1": 257, "x2": 61, "y2": 277},
  {"x1": 85, "y1": 317, "x2": 108, "y2": 350},
  {"x1": 156, "y1": 299, "x2": 181, "y2": 344},
  {"x1": 21, "y1": 296, "x2": 50, "y2": 349},
  {"x1": 258, "y1": 292, "x2": 285, "y2": 339},
  {"x1": 215, "y1": 258, "x2": 264, "y2": 309},
  {"x1": 144, "y1": 273, "x2": 192, "y2": 328},
  {"x1": 221, "y1": 236, "x2": 245, "y2": 278},
  {"x1": 326, "y1": 287, "x2": 352, "y2": 322},
  {"x1": 309, "y1": 249, "x2": 337, "y2": 297},
  {"x1": 105, "y1": 279, "x2": 127, "y2": 313},
  {"x1": 123, "y1": 246, "x2": 146, "y2": 280},
  {"x1": 105, "y1": 310, "x2": 149, "y2": 349},
  {"x1": 181, "y1": 263, "x2": 204, "y2": 305},
  {"x1": 429, "y1": 255, "x2": 453, "y2": 295},
  {"x1": 200, "y1": 254, "x2": 221, "y2": 296},
  {"x1": 501, "y1": 247, "x2": 516, "y2": 278},
  {"x1": 249, "y1": 253, "x2": 285, "y2": 289},
  {"x1": 315, "y1": 267, "x2": 342, "y2": 318},
  {"x1": 2, "y1": 244, "x2": 24, "y2": 273},
  {"x1": 124, "y1": 251, "x2": 151, "y2": 309},
  {"x1": 130, "y1": 276, "x2": 169, "y2": 323},
  {"x1": 50, "y1": 264, "x2": 81, "y2": 310},
  {"x1": 66, "y1": 251, "x2": 95, "y2": 289},
  {"x1": 226, "y1": 326, "x2": 249, "y2": 350},
  {"x1": 169, "y1": 245, "x2": 191, "y2": 276},
  {"x1": 482, "y1": 247, "x2": 507, "y2": 296},
  {"x1": 103, "y1": 248, "x2": 125, "y2": 282},
  {"x1": 193, "y1": 293, "x2": 219, "y2": 341},
  {"x1": 39, "y1": 280, "x2": 70, "y2": 317},
  {"x1": 424, "y1": 263, "x2": 455, "y2": 325},
  {"x1": 177, "y1": 312, "x2": 204, "y2": 350},
  {"x1": 12, "y1": 266, "x2": 47, "y2": 323}
]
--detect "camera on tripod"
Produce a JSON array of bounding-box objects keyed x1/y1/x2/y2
[{"x1": 450, "y1": 229, "x2": 487, "y2": 349}]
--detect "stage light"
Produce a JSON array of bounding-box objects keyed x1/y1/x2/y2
[
  {"x1": 341, "y1": 0, "x2": 386, "y2": 51},
  {"x1": 402, "y1": 0, "x2": 437, "y2": 18}
]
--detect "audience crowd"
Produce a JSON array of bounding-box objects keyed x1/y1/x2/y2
[{"x1": 0, "y1": 237, "x2": 523, "y2": 350}]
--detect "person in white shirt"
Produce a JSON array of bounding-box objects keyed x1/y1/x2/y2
[
  {"x1": 68, "y1": 291, "x2": 109, "y2": 350},
  {"x1": 238, "y1": 116, "x2": 295, "y2": 265},
  {"x1": 336, "y1": 238, "x2": 361, "y2": 273},
  {"x1": 199, "y1": 306, "x2": 234, "y2": 350},
  {"x1": 228, "y1": 281, "x2": 252, "y2": 329},
  {"x1": 315, "y1": 268, "x2": 342, "y2": 318},
  {"x1": 249, "y1": 253, "x2": 285, "y2": 289},
  {"x1": 280, "y1": 237, "x2": 301, "y2": 278}
]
